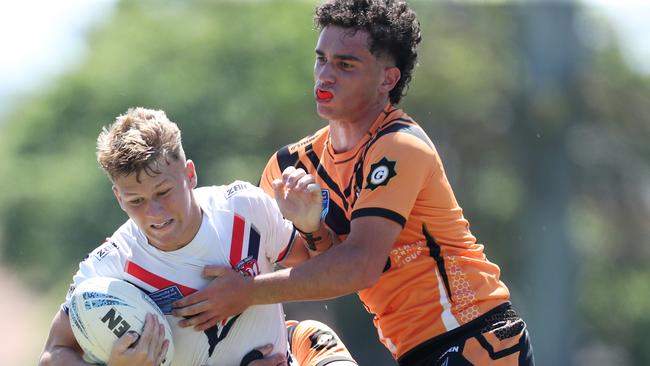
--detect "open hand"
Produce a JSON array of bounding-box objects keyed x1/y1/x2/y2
[
  {"x1": 107, "y1": 313, "x2": 170, "y2": 366},
  {"x1": 172, "y1": 266, "x2": 253, "y2": 331},
  {"x1": 272, "y1": 166, "x2": 322, "y2": 233}
]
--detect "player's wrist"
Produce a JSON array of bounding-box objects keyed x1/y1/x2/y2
[
  {"x1": 291, "y1": 216, "x2": 321, "y2": 234},
  {"x1": 294, "y1": 223, "x2": 333, "y2": 252}
]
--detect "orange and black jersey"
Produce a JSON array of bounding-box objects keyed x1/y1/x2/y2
[{"x1": 260, "y1": 105, "x2": 511, "y2": 360}]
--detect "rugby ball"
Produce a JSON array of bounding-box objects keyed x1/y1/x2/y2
[{"x1": 68, "y1": 277, "x2": 174, "y2": 365}]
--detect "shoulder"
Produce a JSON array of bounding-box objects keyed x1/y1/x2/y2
[
  {"x1": 368, "y1": 122, "x2": 438, "y2": 162},
  {"x1": 196, "y1": 181, "x2": 273, "y2": 211},
  {"x1": 85, "y1": 220, "x2": 139, "y2": 262},
  {"x1": 78, "y1": 231, "x2": 132, "y2": 273},
  {"x1": 371, "y1": 110, "x2": 436, "y2": 155},
  {"x1": 269, "y1": 127, "x2": 329, "y2": 167}
]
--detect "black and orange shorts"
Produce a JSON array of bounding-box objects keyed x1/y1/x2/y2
[
  {"x1": 287, "y1": 319, "x2": 357, "y2": 366},
  {"x1": 398, "y1": 303, "x2": 534, "y2": 366}
]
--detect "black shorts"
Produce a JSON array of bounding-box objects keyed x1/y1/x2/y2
[{"x1": 398, "y1": 303, "x2": 534, "y2": 366}]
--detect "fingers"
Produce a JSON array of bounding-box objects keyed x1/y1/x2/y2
[
  {"x1": 113, "y1": 330, "x2": 140, "y2": 353},
  {"x1": 282, "y1": 167, "x2": 307, "y2": 190},
  {"x1": 306, "y1": 182, "x2": 322, "y2": 197},
  {"x1": 278, "y1": 167, "x2": 319, "y2": 194},
  {"x1": 294, "y1": 174, "x2": 315, "y2": 192},
  {"x1": 202, "y1": 265, "x2": 231, "y2": 278},
  {"x1": 248, "y1": 352, "x2": 288, "y2": 366},
  {"x1": 135, "y1": 313, "x2": 158, "y2": 351},
  {"x1": 148, "y1": 322, "x2": 165, "y2": 361},
  {"x1": 257, "y1": 344, "x2": 274, "y2": 357},
  {"x1": 272, "y1": 178, "x2": 285, "y2": 198},
  {"x1": 157, "y1": 339, "x2": 170, "y2": 366},
  {"x1": 178, "y1": 309, "x2": 219, "y2": 331},
  {"x1": 173, "y1": 300, "x2": 210, "y2": 320},
  {"x1": 172, "y1": 290, "x2": 204, "y2": 309},
  {"x1": 109, "y1": 314, "x2": 169, "y2": 365}
]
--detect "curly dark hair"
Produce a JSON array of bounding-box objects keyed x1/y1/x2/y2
[{"x1": 315, "y1": 0, "x2": 421, "y2": 104}]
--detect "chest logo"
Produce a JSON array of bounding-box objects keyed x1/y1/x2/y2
[
  {"x1": 366, "y1": 157, "x2": 397, "y2": 190},
  {"x1": 235, "y1": 256, "x2": 259, "y2": 277}
]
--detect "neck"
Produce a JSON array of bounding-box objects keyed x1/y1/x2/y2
[{"x1": 328, "y1": 100, "x2": 388, "y2": 153}]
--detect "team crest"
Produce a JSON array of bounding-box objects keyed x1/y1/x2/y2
[
  {"x1": 365, "y1": 157, "x2": 397, "y2": 190},
  {"x1": 235, "y1": 256, "x2": 259, "y2": 277}
]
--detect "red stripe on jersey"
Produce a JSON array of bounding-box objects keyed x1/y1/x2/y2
[
  {"x1": 276, "y1": 245, "x2": 290, "y2": 263},
  {"x1": 125, "y1": 261, "x2": 197, "y2": 296},
  {"x1": 230, "y1": 214, "x2": 246, "y2": 267},
  {"x1": 275, "y1": 229, "x2": 296, "y2": 263}
]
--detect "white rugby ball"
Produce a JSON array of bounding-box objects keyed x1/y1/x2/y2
[{"x1": 68, "y1": 276, "x2": 174, "y2": 365}]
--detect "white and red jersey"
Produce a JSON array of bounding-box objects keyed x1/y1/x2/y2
[{"x1": 63, "y1": 181, "x2": 297, "y2": 366}]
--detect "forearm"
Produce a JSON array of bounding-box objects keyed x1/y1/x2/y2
[
  {"x1": 40, "y1": 346, "x2": 89, "y2": 366},
  {"x1": 251, "y1": 242, "x2": 376, "y2": 305},
  {"x1": 41, "y1": 310, "x2": 90, "y2": 366}
]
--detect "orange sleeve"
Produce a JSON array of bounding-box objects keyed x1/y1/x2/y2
[{"x1": 351, "y1": 132, "x2": 439, "y2": 227}]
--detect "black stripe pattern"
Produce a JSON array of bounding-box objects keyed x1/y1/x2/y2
[
  {"x1": 351, "y1": 207, "x2": 406, "y2": 227},
  {"x1": 423, "y1": 223, "x2": 453, "y2": 303}
]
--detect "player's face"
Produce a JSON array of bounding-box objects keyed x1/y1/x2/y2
[
  {"x1": 111, "y1": 158, "x2": 201, "y2": 251},
  {"x1": 313, "y1": 25, "x2": 397, "y2": 123}
]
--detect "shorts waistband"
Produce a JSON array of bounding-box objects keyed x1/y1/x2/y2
[{"x1": 398, "y1": 302, "x2": 515, "y2": 366}]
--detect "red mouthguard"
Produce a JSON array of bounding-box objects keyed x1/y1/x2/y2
[{"x1": 316, "y1": 89, "x2": 333, "y2": 99}]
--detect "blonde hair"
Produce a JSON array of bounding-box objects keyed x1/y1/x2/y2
[{"x1": 97, "y1": 107, "x2": 185, "y2": 180}]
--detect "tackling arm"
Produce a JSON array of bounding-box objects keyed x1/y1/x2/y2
[{"x1": 249, "y1": 215, "x2": 400, "y2": 303}]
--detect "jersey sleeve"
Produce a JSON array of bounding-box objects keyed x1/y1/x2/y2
[
  {"x1": 351, "y1": 132, "x2": 440, "y2": 227},
  {"x1": 61, "y1": 241, "x2": 124, "y2": 314},
  {"x1": 236, "y1": 183, "x2": 297, "y2": 264}
]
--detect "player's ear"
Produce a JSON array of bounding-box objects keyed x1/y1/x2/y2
[
  {"x1": 380, "y1": 66, "x2": 401, "y2": 94},
  {"x1": 112, "y1": 185, "x2": 126, "y2": 212},
  {"x1": 186, "y1": 159, "x2": 198, "y2": 189}
]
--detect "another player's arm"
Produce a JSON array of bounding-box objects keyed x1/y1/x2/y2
[
  {"x1": 40, "y1": 309, "x2": 89, "y2": 366},
  {"x1": 173, "y1": 215, "x2": 400, "y2": 330},
  {"x1": 278, "y1": 223, "x2": 339, "y2": 268},
  {"x1": 250, "y1": 215, "x2": 400, "y2": 301}
]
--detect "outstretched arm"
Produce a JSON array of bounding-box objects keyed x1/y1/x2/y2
[{"x1": 173, "y1": 215, "x2": 400, "y2": 330}]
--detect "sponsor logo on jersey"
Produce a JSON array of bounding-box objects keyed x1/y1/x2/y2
[
  {"x1": 321, "y1": 189, "x2": 330, "y2": 220},
  {"x1": 390, "y1": 241, "x2": 426, "y2": 267},
  {"x1": 235, "y1": 256, "x2": 259, "y2": 277},
  {"x1": 225, "y1": 182, "x2": 248, "y2": 199},
  {"x1": 148, "y1": 285, "x2": 184, "y2": 315},
  {"x1": 290, "y1": 134, "x2": 318, "y2": 151},
  {"x1": 93, "y1": 241, "x2": 118, "y2": 261},
  {"x1": 365, "y1": 157, "x2": 397, "y2": 190}
]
